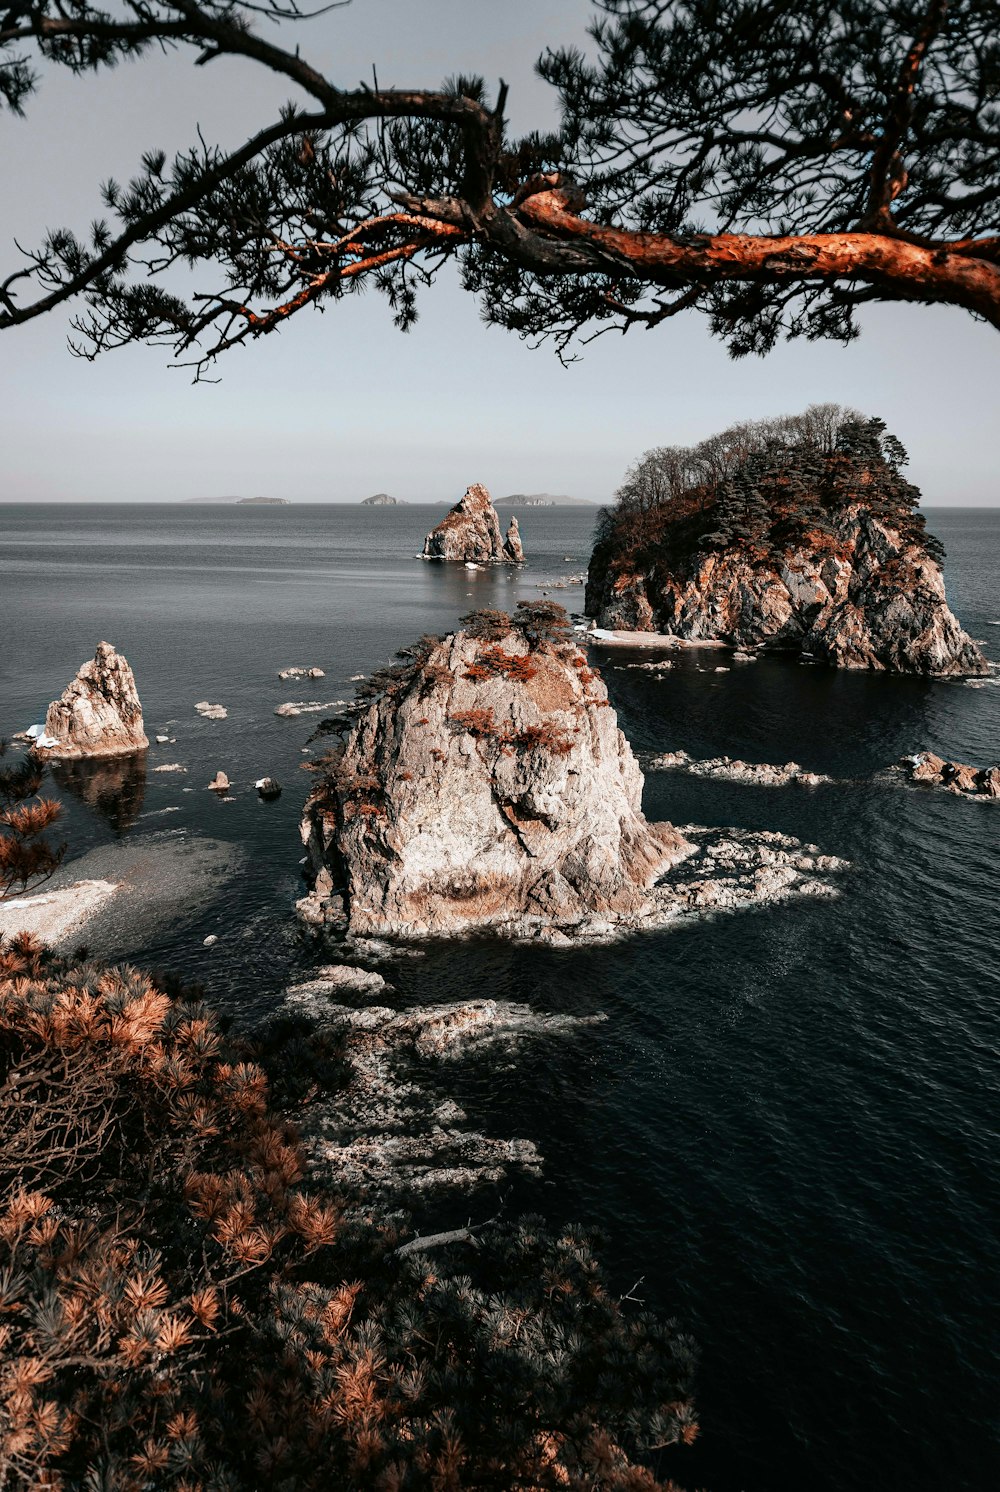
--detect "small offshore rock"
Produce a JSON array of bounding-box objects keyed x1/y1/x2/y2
[
  {"x1": 153, "y1": 763, "x2": 187, "y2": 773},
  {"x1": 203, "y1": 934, "x2": 218, "y2": 947},
  {"x1": 900, "y1": 752, "x2": 999, "y2": 797},
  {"x1": 33, "y1": 641, "x2": 148, "y2": 759},
  {"x1": 195, "y1": 701, "x2": 228, "y2": 720},
  {"x1": 255, "y1": 777, "x2": 281, "y2": 800},
  {"x1": 286, "y1": 965, "x2": 390, "y2": 1002},
  {"x1": 156, "y1": 733, "x2": 170, "y2": 743},
  {"x1": 207, "y1": 771, "x2": 230, "y2": 792},
  {"x1": 649, "y1": 751, "x2": 833, "y2": 787},
  {"x1": 422, "y1": 483, "x2": 526, "y2": 565}
]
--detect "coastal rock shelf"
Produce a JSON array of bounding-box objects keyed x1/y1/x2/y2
[
  {"x1": 899, "y1": 751, "x2": 1000, "y2": 797},
  {"x1": 298, "y1": 604, "x2": 847, "y2": 942},
  {"x1": 32, "y1": 641, "x2": 148, "y2": 759},
  {"x1": 274, "y1": 981, "x2": 604, "y2": 1196},
  {"x1": 649, "y1": 751, "x2": 833, "y2": 786},
  {"x1": 422, "y1": 483, "x2": 525, "y2": 564}
]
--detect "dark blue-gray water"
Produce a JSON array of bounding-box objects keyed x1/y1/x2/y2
[{"x1": 0, "y1": 502, "x2": 997, "y2": 1492}]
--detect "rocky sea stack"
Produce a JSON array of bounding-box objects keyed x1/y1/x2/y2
[
  {"x1": 587, "y1": 407, "x2": 987, "y2": 676},
  {"x1": 299, "y1": 604, "x2": 846, "y2": 941},
  {"x1": 422, "y1": 483, "x2": 525, "y2": 564},
  {"x1": 33, "y1": 641, "x2": 148, "y2": 759},
  {"x1": 300, "y1": 603, "x2": 688, "y2": 938}
]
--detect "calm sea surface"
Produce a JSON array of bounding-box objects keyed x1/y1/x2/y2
[{"x1": 0, "y1": 502, "x2": 997, "y2": 1492}]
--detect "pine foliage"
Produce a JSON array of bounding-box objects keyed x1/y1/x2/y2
[
  {"x1": 593, "y1": 404, "x2": 946, "y2": 583},
  {"x1": 0, "y1": 744, "x2": 65, "y2": 897},
  {"x1": 0, "y1": 936, "x2": 699, "y2": 1490}
]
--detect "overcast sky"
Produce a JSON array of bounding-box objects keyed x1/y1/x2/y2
[{"x1": 2, "y1": 0, "x2": 998, "y2": 504}]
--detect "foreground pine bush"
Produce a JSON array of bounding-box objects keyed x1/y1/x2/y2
[{"x1": 0, "y1": 934, "x2": 698, "y2": 1490}]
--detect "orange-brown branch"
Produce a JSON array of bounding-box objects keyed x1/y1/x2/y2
[{"x1": 514, "y1": 189, "x2": 1000, "y2": 328}]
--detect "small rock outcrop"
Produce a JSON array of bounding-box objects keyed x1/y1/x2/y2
[
  {"x1": 300, "y1": 603, "x2": 688, "y2": 939},
  {"x1": 34, "y1": 642, "x2": 148, "y2": 759},
  {"x1": 649, "y1": 751, "x2": 832, "y2": 786},
  {"x1": 900, "y1": 752, "x2": 1000, "y2": 797},
  {"x1": 502, "y1": 516, "x2": 525, "y2": 563},
  {"x1": 422, "y1": 484, "x2": 525, "y2": 564},
  {"x1": 586, "y1": 409, "x2": 987, "y2": 676},
  {"x1": 208, "y1": 771, "x2": 230, "y2": 792}
]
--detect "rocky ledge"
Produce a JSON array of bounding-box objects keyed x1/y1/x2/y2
[
  {"x1": 422, "y1": 483, "x2": 524, "y2": 564},
  {"x1": 32, "y1": 641, "x2": 148, "y2": 759},
  {"x1": 298, "y1": 604, "x2": 846, "y2": 941},
  {"x1": 899, "y1": 752, "x2": 999, "y2": 797},
  {"x1": 649, "y1": 751, "x2": 832, "y2": 787},
  {"x1": 587, "y1": 410, "x2": 986, "y2": 676}
]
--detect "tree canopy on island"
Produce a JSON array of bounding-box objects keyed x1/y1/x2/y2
[
  {"x1": 2, "y1": 0, "x2": 999, "y2": 373},
  {"x1": 593, "y1": 402, "x2": 946, "y2": 569}
]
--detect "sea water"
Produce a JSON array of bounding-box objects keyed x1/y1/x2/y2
[{"x1": 0, "y1": 501, "x2": 997, "y2": 1492}]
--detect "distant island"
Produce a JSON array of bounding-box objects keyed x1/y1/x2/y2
[
  {"x1": 496, "y1": 493, "x2": 596, "y2": 507},
  {"x1": 362, "y1": 493, "x2": 407, "y2": 506},
  {"x1": 237, "y1": 496, "x2": 290, "y2": 505}
]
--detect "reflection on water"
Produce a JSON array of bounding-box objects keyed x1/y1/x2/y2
[{"x1": 50, "y1": 752, "x2": 147, "y2": 832}]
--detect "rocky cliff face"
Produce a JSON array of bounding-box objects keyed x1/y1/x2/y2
[
  {"x1": 34, "y1": 642, "x2": 148, "y2": 759},
  {"x1": 587, "y1": 503, "x2": 987, "y2": 675},
  {"x1": 422, "y1": 484, "x2": 525, "y2": 563},
  {"x1": 300, "y1": 605, "x2": 688, "y2": 939}
]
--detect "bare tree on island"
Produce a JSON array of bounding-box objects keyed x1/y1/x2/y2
[{"x1": 1, "y1": 0, "x2": 999, "y2": 375}]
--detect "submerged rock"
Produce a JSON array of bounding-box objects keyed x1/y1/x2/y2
[
  {"x1": 422, "y1": 483, "x2": 526, "y2": 564},
  {"x1": 300, "y1": 603, "x2": 690, "y2": 940},
  {"x1": 34, "y1": 642, "x2": 148, "y2": 759},
  {"x1": 649, "y1": 752, "x2": 833, "y2": 786},
  {"x1": 279, "y1": 988, "x2": 601, "y2": 1195},
  {"x1": 899, "y1": 752, "x2": 999, "y2": 797}
]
